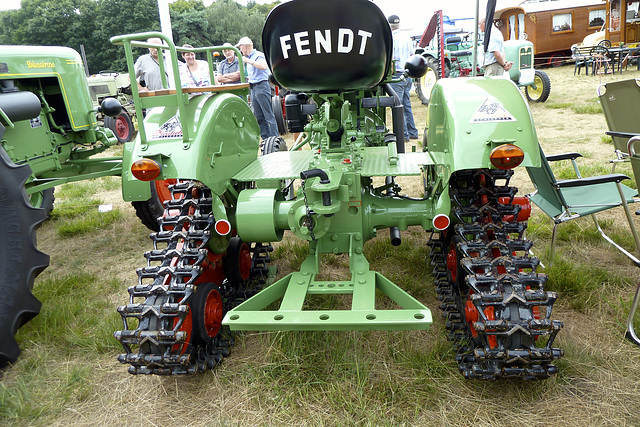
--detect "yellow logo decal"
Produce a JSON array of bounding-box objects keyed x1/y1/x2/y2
[{"x1": 27, "y1": 60, "x2": 55, "y2": 69}]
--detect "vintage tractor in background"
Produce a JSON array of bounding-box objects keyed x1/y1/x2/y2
[
  {"x1": 87, "y1": 71, "x2": 137, "y2": 143},
  {"x1": 0, "y1": 45, "x2": 124, "y2": 366},
  {"x1": 107, "y1": 0, "x2": 563, "y2": 379},
  {"x1": 415, "y1": 10, "x2": 551, "y2": 105}
]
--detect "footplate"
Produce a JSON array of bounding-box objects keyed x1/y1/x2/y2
[{"x1": 222, "y1": 271, "x2": 432, "y2": 331}]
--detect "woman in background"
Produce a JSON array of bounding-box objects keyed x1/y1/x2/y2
[{"x1": 179, "y1": 44, "x2": 215, "y2": 90}]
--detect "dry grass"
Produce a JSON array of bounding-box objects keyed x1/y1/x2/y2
[{"x1": 4, "y1": 65, "x2": 640, "y2": 426}]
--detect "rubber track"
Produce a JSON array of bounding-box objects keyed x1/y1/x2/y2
[
  {"x1": 428, "y1": 169, "x2": 563, "y2": 379},
  {"x1": 0, "y1": 148, "x2": 50, "y2": 368}
]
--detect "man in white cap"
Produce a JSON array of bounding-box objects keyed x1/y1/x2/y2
[
  {"x1": 134, "y1": 37, "x2": 171, "y2": 92},
  {"x1": 236, "y1": 36, "x2": 279, "y2": 140},
  {"x1": 388, "y1": 15, "x2": 419, "y2": 140},
  {"x1": 217, "y1": 43, "x2": 241, "y2": 85}
]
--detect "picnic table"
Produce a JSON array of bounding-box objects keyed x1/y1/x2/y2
[
  {"x1": 607, "y1": 46, "x2": 640, "y2": 73},
  {"x1": 573, "y1": 44, "x2": 640, "y2": 75}
]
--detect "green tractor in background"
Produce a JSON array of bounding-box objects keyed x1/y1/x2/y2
[
  {"x1": 87, "y1": 71, "x2": 137, "y2": 143},
  {"x1": 108, "y1": 0, "x2": 562, "y2": 379},
  {"x1": 415, "y1": 10, "x2": 551, "y2": 106},
  {"x1": 0, "y1": 45, "x2": 125, "y2": 366}
]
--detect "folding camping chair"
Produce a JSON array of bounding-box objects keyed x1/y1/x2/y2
[
  {"x1": 526, "y1": 147, "x2": 640, "y2": 265},
  {"x1": 598, "y1": 81, "x2": 640, "y2": 346},
  {"x1": 597, "y1": 78, "x2": 640, "y2": 173},
  {"x1": 623, "y1": 136, "x2": 640, "y2": 347}
]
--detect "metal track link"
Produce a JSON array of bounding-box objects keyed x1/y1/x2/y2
[
  {"x1": 428, "y1": 169, "x2": 564, "y2": 380},
  {"x1": 114, "y1": 181, "x2": 262, "y2": 375}
]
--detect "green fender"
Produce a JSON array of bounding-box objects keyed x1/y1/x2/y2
[
  {"x1": 425, "y1": 77, "x2": 541, "y2": 174},
  {"x1": 121, "y1": 92, "x2": 260, "y2": 202}
]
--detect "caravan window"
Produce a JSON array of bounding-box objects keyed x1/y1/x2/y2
[
  {"x1": 552, "y1": 12, "x2": 573, "y2": 33},
  {"x1": 588, "y1": 9, "x2": 606, "y2": 29},
  {"x1": 507, "y1": 13, "x2": 525, "y2": 40},
  {"x1": 518, "y1": 13, "x2": 525, "y2": 39},
  {"x1": 610, "y1": 0, "x2": 621, "y2": 31},
  {"x1": 627, "y1": 1, "x2": 639, "y2": 21}
]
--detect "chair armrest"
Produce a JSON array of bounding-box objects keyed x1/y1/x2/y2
[
  {"x1": 606, "y1": 131, "x2": 640, "y2": 139},
  {"x1": 556, "y1": 173, "x2": 631, "y2": 188},
  {"x1": 546, "y1": 152, "x2": 583, "y2": 162}
]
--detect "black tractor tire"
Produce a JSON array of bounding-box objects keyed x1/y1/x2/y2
[
  {"x1": 261, "y1": 136, "x2": 294, "y2": 200},
  {"x1": 28, "y1": 188, "x2": 55, "y2": 218},
  {"x1": 132, "y1": 179, "x2": 176, "y2": 232},
  {"x1": 271, "y1": 95, "x2": 287, "y2": 135},
  {"x1": 224, "y1": 237, "x2": 252, "y2": 289},
  {"x1": 525, "y1": 70, "x2": 551, "y2": 103},
  {"x1": 415, "y1": 56, "x2": 441, "y2": 105},
  {"x1": 105, "y1": 109, "x2": 134, "y2": 143},
  {"x1": 0, "y1": 148, "x2": 50, "y2": 368}
]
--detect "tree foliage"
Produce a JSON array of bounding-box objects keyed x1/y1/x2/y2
[{"x1": 0, "y1": 0, "x2": 278, "y2": 73}]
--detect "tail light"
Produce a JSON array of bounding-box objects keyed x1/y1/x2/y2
[
  {"x1": 131, "y1": 158, "x2": 161, "y2": 181},
  {"x1": 490, "y1": 144, "x2": 525, "y2": 169}
]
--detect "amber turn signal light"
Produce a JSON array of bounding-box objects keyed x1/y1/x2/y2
[
  {"x1": 489, "y1": 144, "x2": 525, "y2": 169},
  {"x1": 131, "y1": 158, "x2": 161, "y2": 181}
]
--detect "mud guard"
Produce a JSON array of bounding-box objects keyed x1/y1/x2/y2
[{"x1": 425, "y1": 77, "x2": 542, "y2": 174}]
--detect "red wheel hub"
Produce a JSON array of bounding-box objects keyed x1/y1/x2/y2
[
  {"x1": 115, "y1": 115, "x2": 130, "y2": 140},
  {"x1": 465, "y1": 296, "x2": 497, "y2": 348},
  {"x1": 203, "y1": 288, "x2": 223, "y2": 338}
]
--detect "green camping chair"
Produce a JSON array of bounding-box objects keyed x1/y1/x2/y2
[
  {"x1": 526, "y1": 147, "x2": 640, "y2": 266},
  {"x1": 623, "y1": 135, "x2": 640, "y2": 347},
  {"x1": 597, "y1": 78, "x2": 640, "y2": 174}
]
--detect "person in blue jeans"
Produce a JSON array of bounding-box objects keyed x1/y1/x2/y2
[
  {"x1": 236, "y1": 37, "x2": 279, "y2": 140},
  {"x1": 388, "y1": 15, "x2": 419, "y2": 141}
]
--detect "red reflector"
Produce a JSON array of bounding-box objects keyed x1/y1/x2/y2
[
  {"x1": 433, "y1": 214, "x2": 450, "y2": 231},
  {"x1": 215, "y1": 219, "x2": 231, "y2": 236},
  {"x1": 131, "y1": 159, "x2": 161, "y2": 181},
  {"x1": 490, "y1": 144, "x2": 525, "y2": 170}
]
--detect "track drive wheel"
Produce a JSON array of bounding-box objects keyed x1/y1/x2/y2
[
  {"x1": 224, "y1": 237, "x2": 252, "y2": 288},
  {"x1": 525, "y1": 70, "x2": 551, "y2": 103},
  {"x1": 415, "y1": 56, "x2": 440, "y2": 105},
  {"x1": 132, "y1": 179, "x2": 177, "y2": 231},
  {"x1": 191, "y1": 282, "x2": 224, "y2": 344},
  {"x1": 0, "y1": 148, "x2": 50, "y2": 368},
  {"x1": 105, "y1": 109, "x2": 135, "y2": 143}
]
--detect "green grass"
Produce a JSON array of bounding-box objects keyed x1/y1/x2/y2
[
  {"x1": 1, "y1": 273, "x2": 121, "y2": 422},
  {"x1": 56, "y1": 209, "x2": 124, "y2": 237},
  {"x1": 17, "y1": 273, "x2": 122, "y2": 355},
  {"x1": 543, "y1": 100, "x2": 602, "y2": 114},
  {"x1": 546, "y1": 258, "x2": 629, "y2": 312},
  {"x1": 571, "y1": 103, "x2": 603, "y2": 114}
]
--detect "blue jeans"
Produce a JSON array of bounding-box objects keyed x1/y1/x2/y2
[
  {"x1": 250, "y1": 80, "x2": 279, "y2": 139},
  {"x1": 390, "y1": 78, "x2": 419, "y2": 139}
]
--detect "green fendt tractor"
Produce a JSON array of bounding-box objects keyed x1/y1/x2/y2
[
  {"x1": 109, "y1": 0, "x2": 563, "y2": 379},
  {"x1": 415, "y1": 10, "x2": 551, "y2": 105},
  {"x1": 0, "y1": 45, "x2": 125, "y2": 366}
]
